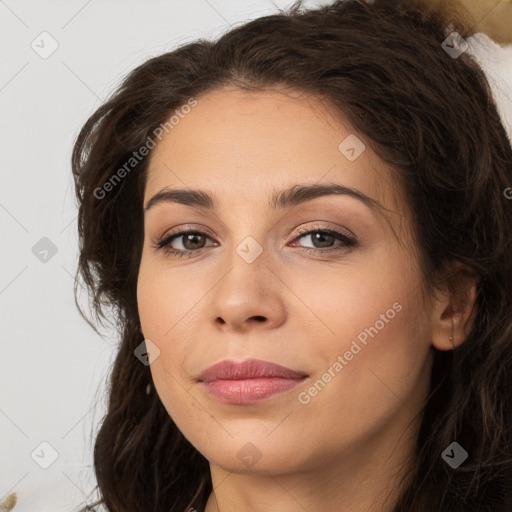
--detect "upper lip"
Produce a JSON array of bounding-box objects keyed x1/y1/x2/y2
[{"x1": 197, "y1": 358, "x2": 309, "y2": 383}]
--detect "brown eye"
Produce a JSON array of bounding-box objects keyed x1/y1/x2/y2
[
  {"x1": 154, "y1": 228, "x2": 217, "y2": 258},
  {"x1": 290, "y1": 226, "x2": 357, "y2": 254},
  {"x1": 173, "y1": 232, "x2": 207, "y2": 251},
  {"x1": 300, "y1": 231, "x2": 337, "y2": 249}
]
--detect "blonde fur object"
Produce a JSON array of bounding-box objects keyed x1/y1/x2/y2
[{"x1": 0, "y1": 493, "x2": 17, "y2": 512}]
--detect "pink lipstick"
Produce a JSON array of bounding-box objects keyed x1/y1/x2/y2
[{"x1": 197, "y1": 358, "x2": 308, "y2": 405}]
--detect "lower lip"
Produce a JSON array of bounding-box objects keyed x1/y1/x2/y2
[{"x1": 201, "y1": 377, "x2": 306, "y2": 405}]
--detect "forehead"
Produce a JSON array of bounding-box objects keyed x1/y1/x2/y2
[{"x1": 144, "y1": 86, "x2": 401, "y2": 215}]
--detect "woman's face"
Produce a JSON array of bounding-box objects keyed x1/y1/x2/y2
[{"x1": 137, "y1": 86, "x2": 435, "y2": 480}]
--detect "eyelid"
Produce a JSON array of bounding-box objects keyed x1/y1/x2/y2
[
  {"x1": 156, "y1": 224, "x2": 216, "y2": 243},
  {"x1": 292, "y1": 223, "x2": 355, "y2": 240}
]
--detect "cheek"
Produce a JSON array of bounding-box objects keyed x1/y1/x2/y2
[
  {"x1": 293, "y1": 255, "x2": 432, "y2": 418},
  {"x1": 301, "y1": 287, "x2": 432, "y2": 434},
  {"x1": 136, "y1": 256, "x2": 194, "y2": 339},
  {"x1": 137, "y1": 261, "x2": 202, "y2": 420},
  {"x1": 288, "y1": 255, "x2": 404, "y2": 343},
  {"x1": 137, "y1": 279, "x2": 170, "y2": 340}
]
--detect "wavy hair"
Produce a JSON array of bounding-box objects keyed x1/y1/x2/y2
[{"x1": 71, "y1": 0, "x2": 512, "y2": 510}]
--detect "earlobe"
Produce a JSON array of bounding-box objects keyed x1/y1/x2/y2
[
  {"x1": 432, "y1": 314, "x2": 463, "y2": 352},
  {"x1": 431, "y1": 272, "x2": 478, "y2": 352}
]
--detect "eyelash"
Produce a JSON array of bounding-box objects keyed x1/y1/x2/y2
[{"x1": 152, "y1": 225, "x2": 357, "y2": 259}]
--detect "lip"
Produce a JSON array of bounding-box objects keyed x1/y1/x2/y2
[{"x1": 197, "y1": 358, "x2": 309, "y2": 405}]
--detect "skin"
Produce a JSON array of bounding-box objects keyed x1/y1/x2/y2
[{"x1": 137, "y1": 86, "x2": 476, "y2": 512}]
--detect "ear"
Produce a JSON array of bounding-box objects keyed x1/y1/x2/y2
[{"x1": 431, "y1": 264, "x2": 478, "y2": 351}]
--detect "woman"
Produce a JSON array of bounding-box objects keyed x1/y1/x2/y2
[{"x1": 72, "y1": 0, "x2": 512, "y2": 510}]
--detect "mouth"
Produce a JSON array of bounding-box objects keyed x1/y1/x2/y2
[{"x1": 197, "y1": 358, "x2": 309, "y2": 405}]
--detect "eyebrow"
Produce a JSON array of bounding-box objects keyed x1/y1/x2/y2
[{"x1": 144, "y1": 182, "x2": 387, "y2": 214}]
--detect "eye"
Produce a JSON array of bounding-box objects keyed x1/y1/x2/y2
[
  {"x1": 152, "y1": 227, "x2": 217, "y2": 258},
  {"x1": 290, "y1": 225, "x2": 357, "y2": 254},
  {"x1": 152, "y1": 224, "x2": 357, "y2": 258}
]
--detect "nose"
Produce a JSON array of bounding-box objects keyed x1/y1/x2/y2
[{"x1": 210, "y1": 255, "x2": 287, "y2": 333}]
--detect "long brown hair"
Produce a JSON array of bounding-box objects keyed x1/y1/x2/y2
[{"x1": 72, "y1": 0, "x2": 512, "y2": 510}]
